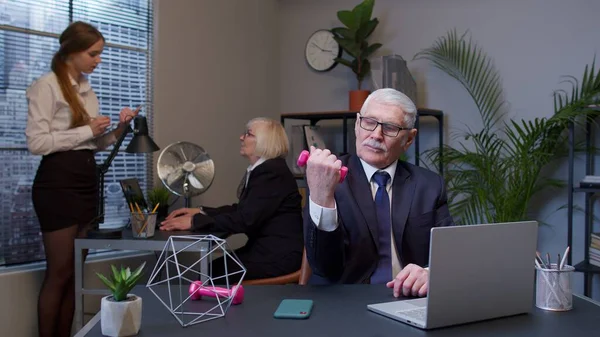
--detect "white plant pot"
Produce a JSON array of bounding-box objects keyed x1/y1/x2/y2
[{"x1": 101, "y1": 294, "x2": 142, "y2": 337}]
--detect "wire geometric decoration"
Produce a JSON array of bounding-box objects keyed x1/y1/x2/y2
[{"x1": 146, "y1": 234, "x2": 246, "y2": 327}]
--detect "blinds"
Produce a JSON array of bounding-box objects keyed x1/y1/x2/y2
[{"x1": 0, "y1": 0, "x2": 154, "y2": 266}]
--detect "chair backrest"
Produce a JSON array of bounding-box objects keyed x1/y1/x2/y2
[{"x1": 242, "y1": 187, "x2": 311, "y2": 285}]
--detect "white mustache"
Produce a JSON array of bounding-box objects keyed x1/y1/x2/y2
[{"x1": 362, "y1": 138, "x2": 387, "y2": 151}]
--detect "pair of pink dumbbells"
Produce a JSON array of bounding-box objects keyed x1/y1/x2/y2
[
  {"x1": 188, "y1": 281, "x2": 245, "y2": 305},
  {"x1": 297, "y1": 150, "x2": 348, "y2": 182}
]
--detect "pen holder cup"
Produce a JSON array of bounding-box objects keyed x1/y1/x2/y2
[
  {"x1": 535, "y1": 264, "x2": 574, "y2": 311},
  {"x1": 130, "y1": 212, "x2": 157, "y2": 238}
]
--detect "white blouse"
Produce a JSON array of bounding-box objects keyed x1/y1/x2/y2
[{"x1": 25, "y1": 72, "x2": 116, "y2": 156}]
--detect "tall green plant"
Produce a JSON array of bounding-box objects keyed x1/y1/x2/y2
[
  {"x1": 331, "y1": 0, "x2": 382, "y2": 90},
  {"x1": 414, "y1": 30, "x2": 600, "y2": 225}
]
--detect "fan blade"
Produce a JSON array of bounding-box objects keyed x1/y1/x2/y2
[
  {"x1": 188, "y1": 174, "x2": 204, "y2": 189},
  {"x1": 168, "y1": 173, "x2": 186, "y2": 194},
  {"x1": 166, "y1": 147, "x2": 185, "y2": 164},
  {"x1": 162, "y1": 163, "x2": 184, "y2": 185},
  {"x1": 192, "y1": 159, "x2": 215, "y2": 189}
]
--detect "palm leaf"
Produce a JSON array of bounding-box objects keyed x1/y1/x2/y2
[
  {"x1": 417, "y1": 29, "x2": 600, "y2": 225},
  {"x1": 414, "y1": 29, "x2": 505, "y2": 131}
]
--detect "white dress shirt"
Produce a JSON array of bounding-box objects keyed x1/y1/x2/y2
[
  {"x1": 309, "y1": 159, "x2": 403, "y2": 279},
  {"x1": 25, "y1": 72, "x2": 116, "y2": 156}
]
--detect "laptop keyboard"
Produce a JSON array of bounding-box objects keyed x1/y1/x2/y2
[{"x1": 396, "y1": 307, "x2": 427, "y2": 321}]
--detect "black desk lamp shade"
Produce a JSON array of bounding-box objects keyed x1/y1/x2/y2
[
  {"x1": 126, "y1": 116, "x2": 160, "y2": 153},
  {"x1": 88, "y1": 115, "x2": 159, "y2": 239}
]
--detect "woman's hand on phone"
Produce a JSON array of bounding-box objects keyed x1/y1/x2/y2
[{"x1": 89, "y1": 116, "x2": 111, "y2": 136}]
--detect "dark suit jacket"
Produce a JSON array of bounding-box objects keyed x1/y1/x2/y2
[
  {"x1": 192, "y1": 157, "x2": 304, "y2": 276},
  {"x1": 304, "y1": 154, "x2": 454, "y2": 284}
]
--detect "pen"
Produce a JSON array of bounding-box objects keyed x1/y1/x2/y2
[
  {"x1": 546, "y1": 253, "x2": 551, "y2": 269},
  {"x1": 557, "y1": 254, "x2": 561, "y2": 271},
  {"x1": 534, "y1": 258, "x2": 564, "y2": 304},
  {"x1": 536, "y1": 251, "x2": 547, "y2": 269},
  {"x1": 559, "y1": 246, "x2": 570, "y2": 270}
]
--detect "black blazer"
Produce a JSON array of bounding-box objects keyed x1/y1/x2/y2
[
  {"x1": 304, "y1": 154, "x2": 454, "y2": 284},
  {"x1": 192, "y1": 157, "x2": 304, "y2": 274}
]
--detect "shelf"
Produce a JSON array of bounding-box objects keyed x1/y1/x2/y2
[
  {"x1": 567, "y1": 117, "x2": 600, "y2": 297},
  {"x1": 574, "y1": 261, "x2": 600, "y2": 274},
  {"x1": 573, "y1": 187, "x2": 600, "y2": 193}
]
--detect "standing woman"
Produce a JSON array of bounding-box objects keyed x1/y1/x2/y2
[{"x1": 25, "y1": 21, "x2": 139, "y2": 337}]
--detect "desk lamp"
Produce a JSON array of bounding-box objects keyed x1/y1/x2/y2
[{"x1": 88, "y1": 115, "x2": 160, "y2": 239}]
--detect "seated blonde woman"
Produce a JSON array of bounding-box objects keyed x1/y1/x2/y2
[{"x1": 160, "y1": 117, "x2": 303, "y2": 283}]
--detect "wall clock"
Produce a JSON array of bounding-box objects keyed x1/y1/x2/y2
[{"x1": 305, "y1": 29, "x2": 342, "y2": 72}]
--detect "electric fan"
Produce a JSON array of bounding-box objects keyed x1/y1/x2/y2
[{"x1": 157, "y1": 141, "x2": 215, "y2": 207}]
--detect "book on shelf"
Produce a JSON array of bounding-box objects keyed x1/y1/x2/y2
[
  {"x1": 579, "y1": 176, "x2": 600, "y2": 188},
  {"x1": 592, "y1": 233, "x2": 600, "y2": 248}
]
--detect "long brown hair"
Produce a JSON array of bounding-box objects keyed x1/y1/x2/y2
[{"x1": 51, "y1": 21, "x2": 104, "y2": 128}]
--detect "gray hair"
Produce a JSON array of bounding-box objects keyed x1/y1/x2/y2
[
  {"x1": 246, "y1": 117, "x2": 289, "y2": 159},
  {"x1": 360, "y1": 88, "x2": 417, "y2": 128}
]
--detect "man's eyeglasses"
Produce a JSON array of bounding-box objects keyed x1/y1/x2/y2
[
  {"x1": 242, "y1": 130, "x2": 255, "y2": 138},
  {"x1": 358, "y1": 116, "x2": 412, "y2": 137}
]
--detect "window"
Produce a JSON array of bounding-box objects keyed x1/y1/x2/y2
[{"x1": 0, "y1": 0, "x2": 154, "y2": 266}]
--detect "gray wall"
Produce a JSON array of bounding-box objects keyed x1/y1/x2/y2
[
  {"x1": 153, "y1": 0, "x2": 281, "y2": 207},
  {"x1": 279, "y1": 0, "x2": 600, "y2": 298}
]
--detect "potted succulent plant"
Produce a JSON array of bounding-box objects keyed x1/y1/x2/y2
[
  {"x1": 96, "y1": 262, "x2": 146, "y2": 337},
  {"x1": 331, "y1": 0, "x2": 382, "y2": 111}
]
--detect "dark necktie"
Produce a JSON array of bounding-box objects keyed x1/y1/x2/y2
[
  {"x1": 236, "y1": 170, "x2": 249, "y2": 199},
  {"x1": 370, "y1": 171, "x2": 392, "y2": 284}
]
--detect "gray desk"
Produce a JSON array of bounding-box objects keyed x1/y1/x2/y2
[
  {"x1": 78, "y1": 284, "x2": 600, "y2": 337},
  {"x1": 74, "y1": 230, "x2": 227, "y2": 332}
]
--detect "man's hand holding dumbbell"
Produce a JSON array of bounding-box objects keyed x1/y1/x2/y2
[{"x1": 304, "y1": 146, "x2": 344, "y2": 208}]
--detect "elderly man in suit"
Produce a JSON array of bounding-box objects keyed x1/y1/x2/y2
[{"x1": 304, "y1": 88, "x2": 454, "y2": 297}]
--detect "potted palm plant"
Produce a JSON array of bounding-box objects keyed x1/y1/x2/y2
[
  {"x1": 414, "y1": 29, "x2": 600, "y2": 225},
  {"x1": 96, "y1": 262, "x2": 146, "y2": 337},
  {"x1": 332, "y1": 0, "x2": 382, "y2": 111}
]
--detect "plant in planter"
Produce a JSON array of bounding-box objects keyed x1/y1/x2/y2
[
  {"x1": 414, "y1": 29, "x2": 600, "y2": 225},
  {"x1": 148, "y1": 187, "x2": 170, "y2": 221},
  {"x1": 331, "y1": 0, "x2": 382, "y2": 111},
  {"x1": 96, "y1": 262, "x2": 146, "y2": 337}
]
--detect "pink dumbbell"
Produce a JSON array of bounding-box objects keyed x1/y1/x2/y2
[
  {"x1": 188, "y1": 281, "x2": 244, "y2": 305},
  {"x1": 297, "y1": 150, "x2": 348, "y2": 183}
]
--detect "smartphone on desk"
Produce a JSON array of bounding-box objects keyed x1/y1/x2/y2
[{"x1": 273, "y1": 299, "x2": 313, "y2": 319}]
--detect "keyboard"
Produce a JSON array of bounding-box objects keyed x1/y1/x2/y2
[{"x1": 396, "y1": 307, "x2": 427, "y2": 321}]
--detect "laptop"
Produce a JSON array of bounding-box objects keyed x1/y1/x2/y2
[{"x1": 367, "y1": 221, "x2": 538, "y2": 329}]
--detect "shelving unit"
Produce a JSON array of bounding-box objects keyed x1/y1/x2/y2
[
  {"x1": 280, "y1": 108, "x2": 444, "y2": 175},
  {"x1": 567, "y1": 111, "x2": 600, "y2": 298}
]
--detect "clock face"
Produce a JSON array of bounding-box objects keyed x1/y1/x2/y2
[{"x1": 305, "y1": 29, "x2": 342, "y2": 72}]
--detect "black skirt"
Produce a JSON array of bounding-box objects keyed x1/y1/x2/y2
[{"x1": 32, "y1": 149, "x2": 98, "y2": 232}]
